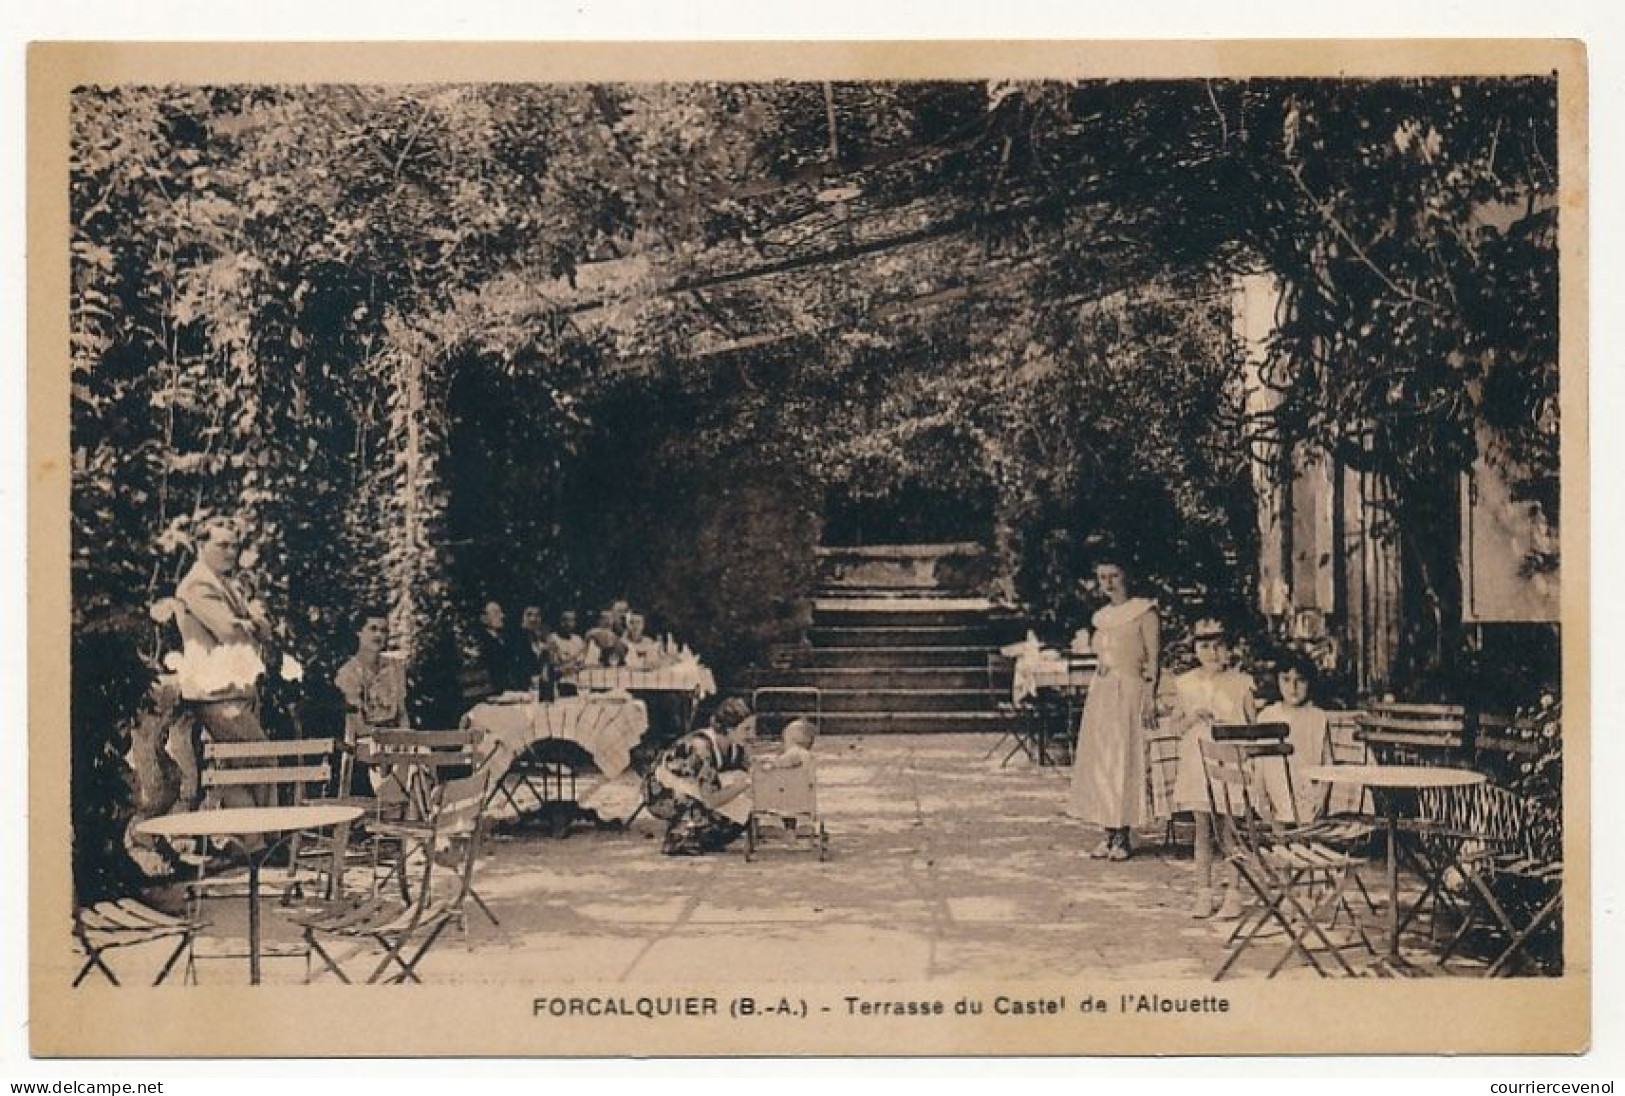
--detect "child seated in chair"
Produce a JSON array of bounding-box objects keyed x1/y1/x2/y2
[
  {"x1": 758, "y1": 718, "x2": 817, "y2": 771},
  {"x1": 1255, "y1": 650, "x2": 1330, "y2": 825},
  {"x1": 750, "y1": 719, "x2": 820, "y2": 841}
]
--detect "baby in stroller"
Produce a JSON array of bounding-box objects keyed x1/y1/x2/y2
[{"x1": 745, "y1": 719, "x2": 828, "y2": 861}]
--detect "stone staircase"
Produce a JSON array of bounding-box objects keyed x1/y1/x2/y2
[{"x1": 764, "y1": 544, "x2": 1024, "y2": 735}]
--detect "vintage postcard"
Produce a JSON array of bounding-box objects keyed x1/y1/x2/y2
[{"x1": 28, "y1": 39, "x2": 1588, "y2": 1056}]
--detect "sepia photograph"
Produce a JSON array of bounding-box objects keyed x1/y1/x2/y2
[{"x1": 27, "y1": 39, "x2": 1588, "y2": 1057}]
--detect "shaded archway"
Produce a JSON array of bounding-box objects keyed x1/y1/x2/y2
[
  {"x1": 820, "y1": 420, "x2": 999, "y2": 549},
  {"x1": 821, "y1": 478, "x2": 995, "y2": 547}
]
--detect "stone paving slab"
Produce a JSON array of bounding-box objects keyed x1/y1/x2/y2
[{"x1": 65, "y1": 734, "x2": 1486, "y2": 987}]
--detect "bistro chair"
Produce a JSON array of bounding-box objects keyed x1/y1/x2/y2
[
  {"x1": 1315, "y1": 710, "x2": 1376, "y2": 822},
  {"x1": 293, "y1": 769, "x2": 493, "y2": 985},
  {"x1": 179, "y1": 737, "x2": 345, "y2": 973},
  {"x1": 1426, "y1": 781, "x2": 1564, "y2": 976},
  {"x1": 1213, "y1": 722, "x2": 1378, "y2": 921},
  {"x1": 363, "y1": 729, "x2": 481, "y2": 821},
  {"x1": 362, "y1": 729, "x2": 497, "y2": 924},
  {"x1": 71, "y1": 899, "x2": 206, "y2": 988},
  {"x1": 1212, "y1": 721, "x2": 1295, "y2": 814},
  {"x1": 1291, "y1": 711, "x2": 1385, "y2": 873},
  {"x1": 191, "y1": 737, "x2": 336, "y2": 895},
  {"x1": 1144, "y1": 721, "x2": 1188, "y2": 850},
  {"x1": 980, "y1": 652, "x2": 1023, "y2": 761},
  {"x1": 1032, "y1": 687, "x2": 1078, "y2": 767},
  {"x1": 984, "y1": 700, "x2": 1041, "y2": 767},
  {"x1": 1357, "y1": 702, "x2": 1470, "y2": 767},
  {"x1": 1355, "y1": 701, "x2": 1478, "y2": 936},
  {"x1": 199, "y1": 736, "x2": 335, "y2": 812},
  {"x1": 1200, "y1": 739, "x2": 1377, "y2": 981}
]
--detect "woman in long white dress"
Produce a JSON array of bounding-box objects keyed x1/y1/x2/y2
[{"x1": 1067, "y1": 559, "x2": 1160, "y2": 860}]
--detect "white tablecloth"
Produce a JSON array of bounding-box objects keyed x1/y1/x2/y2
[
  {"x1": 576, "y1": 661, "x2": 717, "y2": 699},
  {"x1": 1011, "y1": 651, "x2": 1097, "y2": 705},
  {"x1": 462, "y1": 695, "x2": 649, "y2": 779}
]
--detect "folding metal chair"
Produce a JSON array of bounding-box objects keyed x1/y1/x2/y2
[
  {"x1": 168, "y1": 737, "x2": 341, "y2": 972},
  {"x1": 364, "y1": 729, "x2": 481, "y2": 821},
  {"x1": 191, "y1": 737, "x2": 335, "y2": 892},
  {"x1": 294, "y1": 770, "x2": 492, "y2": 984},
  {"x1": 72, "y1": 899, "x2": 206, "y2": 987},
  {"x1": 199, "y1": 736, "x2": 334, "y2": 812},
  {"x1": 1201, "y1": 739, "x2": 1378, "y2": 980},
  {"x1": 362, "y1": 729, "x2": 498, "y2": 925},
  {"x1": 1431, "y1": 782, "x2": 1563, "y2": 976},
  {"x1": 1358, "y1": 702, "x2": 1470, "y2": 768},
  {"x1": 982, "y1": 653, "x2": 1035, "y2": 764},
  {"x1": 1143, "y1": 721, "x2": 1187, "y2": 849},
  {"x1": 1356, "y1": 701, "x2": 1477, "y2": 933},
  {"x1": 1214, "y1": 722, "x2": 1379, "y2": 921},
  {"x1": 984, "y1": 701, "x2": 1042, "y2": 766}
]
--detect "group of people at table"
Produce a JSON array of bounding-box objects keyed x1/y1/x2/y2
[
  {"x1": 160, "y1": 516, "x2": 781, "y2": 857},
  {"x1": 348, "y1": 607, "x2": 806, "y2": 856},
  {"x1": 459, "y1": 598, "x2": 681, "y2": 702}
]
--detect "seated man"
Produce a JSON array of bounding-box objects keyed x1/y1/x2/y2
[{"x1": 463, "y1": 601, "x2": 521, "y2": 700}]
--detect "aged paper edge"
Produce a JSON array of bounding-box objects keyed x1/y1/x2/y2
[{"x1": 27, "y1": 38, "x2": 1591, "y2": 1058}]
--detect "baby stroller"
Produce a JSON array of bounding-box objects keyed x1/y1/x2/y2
[{"x1": 743, "y1": 756, "x2": 829, "y2": 862}]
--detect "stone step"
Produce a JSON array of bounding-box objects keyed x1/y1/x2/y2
[
  {"x1": 810, "y1": 624, "x2": 1008, "y2": 648},
  {"x1": 818, "y1": 688, "x2": 1004, "y2": 713},
  {"x1": 817, "y1": 710, "x2": 1015, "y2": 735},
  {"x1": 805, "y1": 645, "x2": 998, "y2": 669},
  {"x1": 773, "y1": 666, "x2": 1007, "y2": 691},
  {"x1": 778, "y1": 541, "x2": 1030, "y2": 735},
  {"x1": 815, "y1": 543, "x2": 992, "y2": 594},
  {"x1": 814, "y1": 586, "x2": 995, "y2": 601},
  {"x1": 819, "y1": 591, "x2": 994, "y2": 611},
  {"x1": 813, "y1": 602, "x2": 1023, "y2": 630}
]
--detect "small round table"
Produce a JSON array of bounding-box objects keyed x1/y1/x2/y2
[
  {"x1": 136, "y1": 804, "x2": 364, "y2": 984},
  {"x1": 1302, "y1": 764, "x2": 1486, "y2": 960}
]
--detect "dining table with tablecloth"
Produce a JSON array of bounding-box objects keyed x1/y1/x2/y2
[
  {"x1": 461, "y1": 693, "x2": 650, "y2": 779},
  {"x1": 1010, "y1": 649, "x2": 1097, "y2": 706},
  {"x1": 574, "y1": 659, "x2": 717, "y2": 700}
]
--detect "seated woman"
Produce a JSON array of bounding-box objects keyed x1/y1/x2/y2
[
  {"x1": 650, "y1": 697, "x2": 754, "y2": 856},
  {"x1": 621, "y1": 612, "x2": 664, "y2": 670},
  {"x1": 333, "y1": 608, "x2": 410, "y2": 796}
]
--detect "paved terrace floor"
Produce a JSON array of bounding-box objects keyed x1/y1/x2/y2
[{"x1": 79, "y1": 734, "x2": 1489, "y2": 986}]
